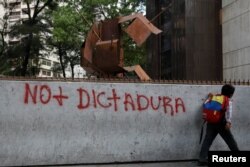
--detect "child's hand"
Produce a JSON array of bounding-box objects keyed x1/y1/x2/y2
[{"x1": 225, "y1": 122, "x2": 232, "y2": 130}]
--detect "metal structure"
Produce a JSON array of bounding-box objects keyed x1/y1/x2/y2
[
  {"x1": 80, "y1": 13, "x2": 162, "y2": 81},
  {"x1": 146, "y1": 0, "x2": 222, "y2": 81}
]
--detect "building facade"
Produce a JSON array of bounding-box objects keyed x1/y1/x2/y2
[
  {"x1": 222, "y1": 0, "x2": 250, "y2": 81},
  {"x1": 2, "y1": 0, "x2": 61, "y2": 77},
  {"x1": 146, "y1": 0, "x2": 222, "y2": 80},
  {"x1": 1, "y1": 0, "x2": 85, "y2": 78}
]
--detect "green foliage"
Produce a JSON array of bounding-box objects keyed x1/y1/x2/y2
[
  {"x1": 122, "y1": 34, "x2": 146, "y2": 66},
  {"x1": 52, "y1": 6, "x2": 82, "y2": 46},
  {"x1": 50, "y1": 0, "x2": 146, "y2": 78},
  {"x1": 1, "y1": 0, "x2": 57, "y2": 76},
  {"x1": 48, "y1": 4, "x2": 84, "y2": 78},
  {"x1": 1, "y1": 0, "x2": 146, "y2": 76},
  {"x1": 70, "y1": 0, "x2": 146, "y2": 67}
]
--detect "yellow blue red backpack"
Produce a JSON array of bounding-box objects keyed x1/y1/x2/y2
[
  {"x1": 202, "y1": 94, "x2": 229, "y2": 123},
  {"x1": 199, "y1": 94, "x2": 229, "y2": 144}
]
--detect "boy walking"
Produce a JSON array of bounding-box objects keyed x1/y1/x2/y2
[{"x1": 198, "y1": 84, "x2": 239, "y2": 166}]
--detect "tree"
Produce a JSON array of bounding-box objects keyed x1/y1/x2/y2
[
  {"x1": 48, "y1": 5, "x2": 84, "y2": 78},
  {"x1": 1, "y1": 0, "x2": 146, "y2": 77},
  {"x1": 68, "y1": 0, "x2": 147, "y2": 66},
  {"x1": 49, "y1": 0, "x2": 146, "y2": 79},
  {"x1": 7, "y1": 0, "x2": 58, "y2": 76},
  {"x1": 0, "y1": 0, "x2": 22, "y2": 75},
  {"x1": 64, "y1": 49, "x2": 80, "y2": 79},
  {"x1": 0, "y1": 0, "x2": 7, "y2": 57}
]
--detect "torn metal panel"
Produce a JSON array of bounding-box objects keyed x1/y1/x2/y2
[
  {"x1": 81, "y1": 58, "x2": 98, "y2": 74},
  {"x1": 100, "y1": 18, "x2": 121, "y2": 41},
  {"x1": 93, "y1": 39, "x2": 123, "y2": 73},
  {"x1": 125, "y1": 18, "x2": 152, "y2": 46},
  {"x1": 119, "y1": 48, "x2": 124, "y2": 67},
  {"x1": 136, "y1": 14, "x2": 162, "y2": 34},
  {"x1": 84, "y1": 23, "x2": 100, "y2": 63},
  {"x1": 80, "y1": 13, "x2": 161, "y2": 80},
  {"x1": 80, "y1": 42, "x2": 95, "y2": 74},
  {"x1": 123, "y1": 14, "x2": 162, "y2": 46}
]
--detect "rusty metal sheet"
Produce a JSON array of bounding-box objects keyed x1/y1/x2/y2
[
  {"x1": 136, "y1": 14, "x2": 162, "y2": 34},
  {"x1": 84, "y1": 23, "x2": 100, "y2": 63},
  {"x1": 125, "y1": 18, "x2": 152, "y2": 46},
  {"x1": 124, "y1": 14, "x2": 162, "y2": 46},
  {"x1": 81, "y1": 42, "x2": 94, "y2": 74},
  {"x1": 80, "y1": 13, "x2": 162, "y2": 78},
  {"x1": 120, "y1": 13, "x2": 162, "y2": 34},
  {"x1": 119, "y1": 48, "x2": 124, "y2": 67},
  {"x1": 100, "y1": 18, "x2": 121, "y2": 41},
  {"x1": 93, "y1": 39, "x2": 123, "y2": 73},
  {"x1": 81, "y1": 57, "x2": 96, "y2": 74}
]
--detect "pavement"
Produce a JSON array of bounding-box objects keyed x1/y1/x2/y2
[{"x1": 40, "y1": 161, "x2": 204, "y2": 167}]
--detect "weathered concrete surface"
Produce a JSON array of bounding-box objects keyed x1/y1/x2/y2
[
  {"x1": 0, "y1": 80, "x2": 249, "y2": 166},
  {"x1": 54, "y1": 161, "x2": 198, "y2": 167}
]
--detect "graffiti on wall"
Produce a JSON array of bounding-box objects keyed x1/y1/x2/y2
[{"x1": 24, "y1": 83, "x2": 186, "y2": 115}]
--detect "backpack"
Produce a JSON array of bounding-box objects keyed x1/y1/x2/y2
[
  {"x1": 199, "y1": 94, "x2": 229, "y2": 144},
  {"x1": 202, "y1": 94, "x2": 229, "y2": 123}
]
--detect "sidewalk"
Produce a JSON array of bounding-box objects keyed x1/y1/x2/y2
[{"x1": 47, "y1": 161, "x2": 201, "y2": 167}]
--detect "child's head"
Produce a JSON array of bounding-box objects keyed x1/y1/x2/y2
[{"x1": 221, "y1": 84, "x2": 235, "y2": 98}]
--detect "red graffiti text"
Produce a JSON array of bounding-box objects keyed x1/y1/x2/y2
[
  {"x1": 77, "y1": 88, "x2": 185, "y2": 115},
  {"x1": 24, "y1": 83, "x2": 68, "y2": 106},
  {"x1": 23, "y1": 83, "x2": 186, "y2": 115}
]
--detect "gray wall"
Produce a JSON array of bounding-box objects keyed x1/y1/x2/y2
[
  {"x1": 0, "y1": 80, "x2": 249, "y2": 166},
  {"x1": 222, "y1": 0, "x2": 250, "y2": 80}
]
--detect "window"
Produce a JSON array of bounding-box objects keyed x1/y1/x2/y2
[
  {"x1": 53, "y1": 73, "x2": 61, "y2": 78},
  {"x1": 42, "y1": 70, "x2": 51, "y2": 77},
  {"x1": 9, "y1": 2, "x2": 21, "y2": 9},
  {"x1": 41, "y1": 59, "x2": 52, "y2": 66},
  {"x1": 9, "y1": 11, "x2": 20, "y2": 16},
  {"x1": 9, "y1": 11, "x2": 21, "y2": 19},
  {"x1": 47, "y1": 61, "x2": 51, "y2": 67},
  {"x1": 47, "y1": 71, "x2": 51, "y2": 76}
]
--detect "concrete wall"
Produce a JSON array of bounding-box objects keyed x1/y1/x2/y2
[
  {"x1": 222, "y1": 0, "x2": 250, "y2": 80},
  {"x1": 0, "y1": 80, "x2": 249, "y2": 166}
]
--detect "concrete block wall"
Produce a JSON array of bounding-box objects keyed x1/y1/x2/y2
[
  {"x1": 222, "y1": 0, "x2": 250, "y2": 80},
  {"x1": 0, "y1": 80, "x2": 249, "y2": 166}
]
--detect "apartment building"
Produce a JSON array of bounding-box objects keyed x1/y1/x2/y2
[
  {"x1": 6, "y1": 0, "x2": 23, "y2": 45},
  {"x1": 0, "y1": 3, "x2": 4, "y2": 25},
  {"x1": 3, "y1": 0, "x2": 85, "y2": 78},
  {"x1": 5, "y1": 0, "x2": 62, "y2": 77},
  {"x1": 1, "y1": 0, "x2": 56, "y2": 77}
]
